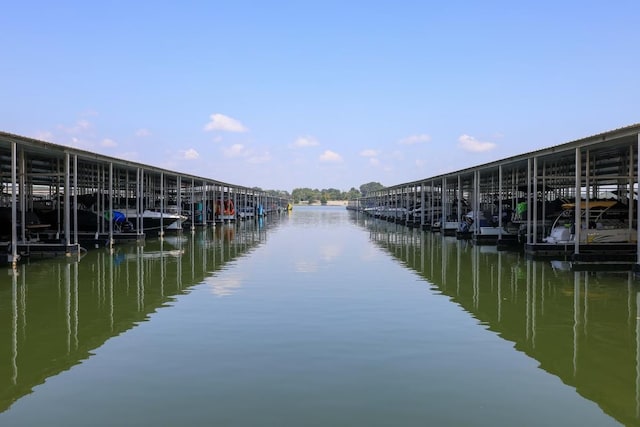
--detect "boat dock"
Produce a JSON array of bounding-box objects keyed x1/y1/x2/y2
[
  {"x1": 0, "y1": 131, "x2": 290, "y2": 266},
  {"x1": 350, "y1": 123, "x2": 640, "y2": 270},
  {"x1": 4, "y1": 123, "x2": 640, "y2": 270}
]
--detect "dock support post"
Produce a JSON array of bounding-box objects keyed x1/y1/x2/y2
[
  {"x1": 457, "y1": 175, "x2": 462, "y2": 225},
  {"x1": 498, "y1": 165, "x2": 503, "y2": 238},
  {"x1": 10, "y1": 140, "x2": 18, "y2": 267},
  {"x1": 526, "y1": 158, "x2": 532, "y2": 245},
  {"x1": 637, "y1": 133, "x2": 640, "y2": 270},
  {"x1": 73, "y1": 155, "x2": 78, "y2": 245},
  {"x1": 108, "y1": 162, "x2": 114, "y2": 250},
  {"x1": 64, "y1": 152, "x2": 71, "y2": 249},
  {"x1": 574, "y1": 147, "x2": 582, "y2": 255},
  {"x1": 441, "y1": 177, "x2": 447, "y2": 226},
  {"x1": 191, "y1": 178, "x2": 196, "y2": 232},
  {"x1": 533, "y1": 156, "x2": 538, "y2": 244},
  {"x1": 420, "y1": 181, "x2": 425, "y2": 229},
  {"x1": 159, "y1": 172, "x2": 164, "y2": 239}
]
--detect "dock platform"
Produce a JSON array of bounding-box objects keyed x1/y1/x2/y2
[
  {"x1": 0, "y1": 241, "x2": 81, "y2": 260},
  {"x1": 525, "y1": 242, "x2": 637, "y2": 261}
]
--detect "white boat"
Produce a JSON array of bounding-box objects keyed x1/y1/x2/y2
[
  {"x1": 118, "y1": 207, "x2": 187, "y2": 233},
  {"x1": 237, "y1": 206, "x2": 255, "y2": 220},
  {"x1": 543, "y1": 201, "x2": 636, "y2": 244},
  {"x1": 463, "y1": 210, "x2": 517, "y2": 236},
  {"x1": 386, "y1": 207, "x2": 408, "y2": 220}
]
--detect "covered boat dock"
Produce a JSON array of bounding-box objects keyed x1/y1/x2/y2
[
  {"x1": 0, "y1": 131, "x2": 290, "y2": 266},
  {"x1": 351, "y1": 124, "x2": 640, "y2": 269}
]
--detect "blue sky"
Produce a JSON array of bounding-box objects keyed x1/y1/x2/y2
[{"x1": 2, "y1": 1, "x2": 639, "y2": 192}]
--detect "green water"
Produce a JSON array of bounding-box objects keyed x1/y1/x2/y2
[{"x1": 0, "y1": 206, "x2": 636, "y2": 426}]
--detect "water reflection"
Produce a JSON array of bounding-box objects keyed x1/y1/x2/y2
[
  {"x1": 354, "y1": 213, "x2": 640, "y2": 427},
  {"x1": 0, "y1": 219, "x2": 272, "y2": 413}
]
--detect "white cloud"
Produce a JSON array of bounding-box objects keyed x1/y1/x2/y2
[
  {"x1": 33, "y1": 131, "x2": 53, "y2": 142},
  {"x1": 248, "y1": 152, "x2": 271, "y2": 164},
  {"x1": 118, "y1": 151, "x2": 139, "y2": 161},
  {"x1": 458, "y1": 134, "x2": 497, "y2": 152},
  {"x1": 415, "y1": 159, "x2": 425, "y2": 167},
  {"x1": 291, "y1": 136, "x2": 319, "y2": 148},
  {"x1": 59, "y1": 119, "x2": 91, "y2": 135},
  {"x1": 360, "y1": 149, "x2": 379, "y2": 157},
  {"x1": 398, "y1": 134, "x2": 431, "y2": 145},
  {"x1": 101, "y1": 138, "x2": 117, "y2": 147},
  {"x1": 67, "y1": 136, "x2": 91, "y2": 149},
  {"x1": 223, "y1": 143, "x2": 249, "y2": 158},
  {"x1": 135, "y1": 128, "x2": 151, "y2": 137},
  {"x1": 183, "y1": 148, "x2": 200, "y2": 160},
  {"x1": 295, "y1": 260, "x2": 318, "y2": 273},
  {"x1": 52, "y1": 118, "x2": 96, "y2": 149},
  {"x1": 80, "y1": 109, "x2": 98, "y2": 117},
  {"x1": 391, "y1": 150, "x2": 404, "y2": 160},
  {"x1": 204, "y1": 273, "x2": 243, "y2": 297},
  {"x1": 204, "y1": 113, "x2": 248, "y2": 132},
  {"x1": 369, "y1": 158, "x2": 380, "y2": 166},
  {"x1": 319, "y1": 150, "x2": 343, "y2": 163},
  {"x1": 320, "y1": 244, "x2": 342, "y2": 262}
]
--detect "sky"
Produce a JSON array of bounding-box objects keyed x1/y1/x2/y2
[{"x1": 2, "y1": 1, "x2": 639, "y2": 193}]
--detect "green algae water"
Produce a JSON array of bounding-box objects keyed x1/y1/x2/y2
[{"x1": 0, "y1": 206, "x2": 637, "y2": 426}]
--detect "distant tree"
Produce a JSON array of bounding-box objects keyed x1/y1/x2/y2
[
  {"x1": 293, "y1": 187, "x2": 365, "y2": 202},
  {"x1": 359, "y1": 182, "x2": 385, "y2": 197},
  {"x1": 292, "y1": 187, "x2": 321, "y2": 203},
  {"x1": 346, "y1": 187, "x2": 361, "y2": 200},
  {"x1": 321, "y1": 188, "x2": 342, "y2": 201}
]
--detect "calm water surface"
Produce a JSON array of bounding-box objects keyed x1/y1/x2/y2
[{"x1": 1, "y1": 206, "x2": 638, "y2": 426}]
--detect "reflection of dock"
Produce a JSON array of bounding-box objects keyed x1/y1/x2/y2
[
  {"x1": 0, "y1": 224, "x2": 271, "y2": 414},
  {"x1": 0, "y1": 231, "x2": 142, "y2": 263},
  {"x1": 362, "y1": 221, "x2": 640, "y2": 427},
  {"x1": 124, "y1": 249, "x2": 184, "y2": 260},
  {"x1": 525, "y1": 242, "x2": 637, "y2": 264}
]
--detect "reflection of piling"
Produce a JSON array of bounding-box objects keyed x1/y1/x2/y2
[{"x1": 362, "y1": 215, "x2": 640, "y2": 426}]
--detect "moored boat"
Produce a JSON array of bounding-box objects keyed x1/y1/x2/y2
[
  {"x1": 543, "y1": 201, "x2": 636, "y2": 244},
  {"x1": 118, "y1": 207, "x2": 187, "y2": 234},
  {"x1": 215, "y1": 199, "x2": 236, "y2": 222}
]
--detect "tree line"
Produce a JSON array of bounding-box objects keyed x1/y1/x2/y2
[
  {"x1": 290, "y1": 182, "x2": 385, "y2": 204},
  {"x1": 250, "y1": 182, "x2": 385, "y2": 204}
]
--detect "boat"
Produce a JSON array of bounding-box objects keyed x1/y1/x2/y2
[
  {"x1": 363, "y1": 206, "x2": 381, "y2": 217},
  {"x1": 215, "y1": 199, "x2": 236, "y2": 222},
  {"x1": 237, "y1": 206, "x2": 255, "y2": 220},
  {"x1": 118, "y1": 207, "x2": 187, "y2": 233},
  {"x1": 0, "y1": 207, "x2": 51, "y2": 240},
  {"x1": 36, "y1": 208, "x2": 110, "y2": 233},
  {"x1": 456, "y1": 215, "x2": 474, "y2": 240},
  {"x1": 543, "y1": 201, "x2": 636, "y2": 244}
]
